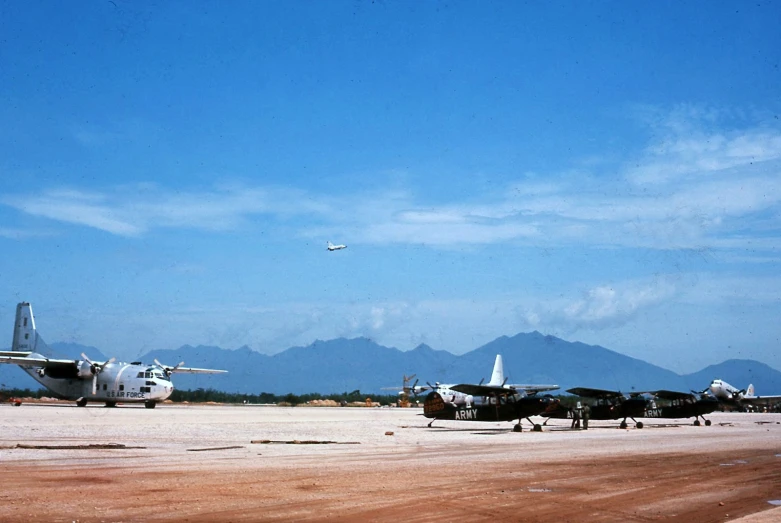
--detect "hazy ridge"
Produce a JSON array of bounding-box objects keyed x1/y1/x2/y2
[{"x1": 3, "y1": 332, "x2": 780, "y2": 396}]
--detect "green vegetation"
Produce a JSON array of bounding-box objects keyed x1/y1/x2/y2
[
  {"x1": 170, "y1": 388, "x2": 401, "y2": 405},
  {"x1": 0, "y1": 386, "x2": 402, "y2": 406}
]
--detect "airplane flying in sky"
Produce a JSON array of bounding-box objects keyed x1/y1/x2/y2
[
  {"x1": 707, "y1": 379, "x2": 781, "y2": 409},
  {"x1": 327, "y1": 241, "x2": 347, "y2": 251},
  {"x1": 0, "y1": 302, "x2": 227, "y2": 408}
]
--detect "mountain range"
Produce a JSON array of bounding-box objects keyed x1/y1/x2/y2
[{"x1": 2, "y1": 332, "x2": 780, "y2": 396}]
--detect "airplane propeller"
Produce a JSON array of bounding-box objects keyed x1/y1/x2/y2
[
  {"x1": 82, "y1": 353, "x2": 116, "y2": 395},
  {"x1": 155, "y1": 359, "x2": 185, "y2": 378}
]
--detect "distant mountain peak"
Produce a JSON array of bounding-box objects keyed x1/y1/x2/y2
[{"x1": 411, "y1": 343, "x2": 435, "y2": 352}]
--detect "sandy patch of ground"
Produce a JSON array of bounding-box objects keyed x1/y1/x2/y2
[{"x1": 0, "y1": 405, "x2": 779, "y2": 522}]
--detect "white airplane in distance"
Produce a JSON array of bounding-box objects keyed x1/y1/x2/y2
[
  {"x1": 327, "y1": 241, "x2": 347, "y2": 251},
  {"x1": 708, "y1": 378, "x2": 781, "y2": 407},
  {"x1": 0, "y1": 302, "x2": 227, "y2": 408},
  {"x1": 413, "y1": 354, "x2": 559, "y2": 407}
]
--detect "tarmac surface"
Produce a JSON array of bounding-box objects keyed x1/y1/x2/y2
[{"x1": 1, "y1": 403, "x2": 780, "y2": 522}]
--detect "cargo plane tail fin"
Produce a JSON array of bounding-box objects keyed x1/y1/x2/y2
[{"x1": 11, "y1": 302, "x2": 49, "y2": 355}]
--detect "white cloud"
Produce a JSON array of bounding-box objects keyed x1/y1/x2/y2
[
  {"x1": 7, "y1": 189, "x2": 144, "y2": 236},
  {"x1": 1, "y1": 184, "x2": 334, "y2": 237},
  {"x1": 514, "y1": 277, "x2": 679, "y2": 333},
  {"x1": 4, "y1": 107, "x2": 781, "y2": 253},
  {"x1": 0, "y1": 226, "x2": 40, "y2": 239}
]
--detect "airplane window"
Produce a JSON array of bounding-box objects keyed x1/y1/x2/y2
[
  {"x1": 103, "y1": 384, "x2": 107, "y2": 391},
  {"x1": 23, "y1": 318, "x2": 27, "y2": 327},
  {"x1": 137, "y1": 372, "x2": 144, "y2": 378},
  {"x1": 25, "y1": 333, "x2": 29, "y2": 339},
  {"x1": 119, "y1": 384, "x2": 124, "y2": 391}
]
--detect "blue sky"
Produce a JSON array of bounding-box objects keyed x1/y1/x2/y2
[{"x1": 1, "y1": 1, "x2": 780, "y2": 374}]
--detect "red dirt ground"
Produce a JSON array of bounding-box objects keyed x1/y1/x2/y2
[{"x1": 1, "y1": 447, "x2": 779, "y2": 522}]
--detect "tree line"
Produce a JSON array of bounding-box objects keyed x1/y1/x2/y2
[{"x1": 0, "y1": 387, "x2": 402, "y2": 406}]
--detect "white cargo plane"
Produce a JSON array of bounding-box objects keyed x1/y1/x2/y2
[
  {"x1": 708, "y1": 378, "x2": 781, "y2": 408},
  {"x1": 0, "y1": 302, "x2": 227, "y2": 408},
  {"x1": 327, "y1": 241, "x2": 347, "y2": 251}
]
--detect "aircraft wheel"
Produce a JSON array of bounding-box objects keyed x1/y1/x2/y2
[
  {"x1": 105, "y1": 401, "x2": 117, "y2": 408},
  {"x1": 693, "y1": 419, "x2": 700, "y2": 426},
  {"x1": 512, "y1": 424, "x2": 522, "y2": 432},
  {"x1": 619, "y1": 421, "x2": 628, "y2": 429},
  {"x1": 533, "y1": 424, "x2": 542, "y2": 432},
  {"x1": 144, "y1": 401, "x2": 156, "y2": 409},
  {"x1": 636, "y1": 422, "x2": 643, "y2": 429},
  {"x1": 705, "y1": 420, "x2": 711, "y2": 426},
  {"x1": 76, "y1": 398, "x2": 88, "y2": 407}
]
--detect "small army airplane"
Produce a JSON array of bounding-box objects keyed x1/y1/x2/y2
[
  {"x1": 423, "y1": 384, "x2": 560, "y2": 432},
  {"x1": 421, "y1": 355, "x2": 560, "y2": 432},
  {"x1": 0, "y1": 302, "x2": 227, "y2": 408},
  {"x1": 643, "y1": 390, "x2": 720, "y2": 426},
  {"x1": 327, "y1": 241, "x2": 347, "y2": 251},
  {"x1": 411, "y1": 354, "x2": 559, "y2": 409},
  {"x1": 543, "y1": 387, "x2": 649, "y2": 429},
  {"x1": 707, "y1": 379, "x2": 781, "y2": 409}
]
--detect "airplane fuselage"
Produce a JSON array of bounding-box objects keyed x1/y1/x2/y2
[
  {"x1": 709, "y1": 379, "x2": 745, "y2": 402},
  {"x1": 543, "y1": 397, "x2": 648, "y2": 421},
  {"x1": 644, "y1": 399, "x2": 719, "y2": 420},
  {"x1": 20, "y1": 353, "x2": 174, "y2": 404}
]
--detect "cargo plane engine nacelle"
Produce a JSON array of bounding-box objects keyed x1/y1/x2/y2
[{"x1": 76, "y1": 360, "x2": 97, "y2": 379}]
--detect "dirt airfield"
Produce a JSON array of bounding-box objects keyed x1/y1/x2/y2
[{"x1": 1, "y1": 403, "x2": 780, "y2": 522}]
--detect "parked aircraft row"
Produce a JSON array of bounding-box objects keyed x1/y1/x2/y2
[{"x1": 416, "y1": 355, "x2": 781, "y2": 431}]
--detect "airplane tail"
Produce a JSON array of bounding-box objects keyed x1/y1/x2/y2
[
  {"x1": 11, "y1": 302, "x2": 50, "y2": 354},
  {"x1": 746, "y1": 384, "x2": 755, "y2": 397},
  {"x1": 488, "y1": 354, "x2": 504, "y2": 386}
]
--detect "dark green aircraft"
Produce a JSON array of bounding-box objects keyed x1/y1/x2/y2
[
  {"x1": 542, "y1": 387, "x2": 649, "y2": 429},
  {"x1": 422, "y1": 383, "x2": 559, "y2": 432},
  {"x1": 644, "y1": 390, "x2": 720, "y2": 426}
]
